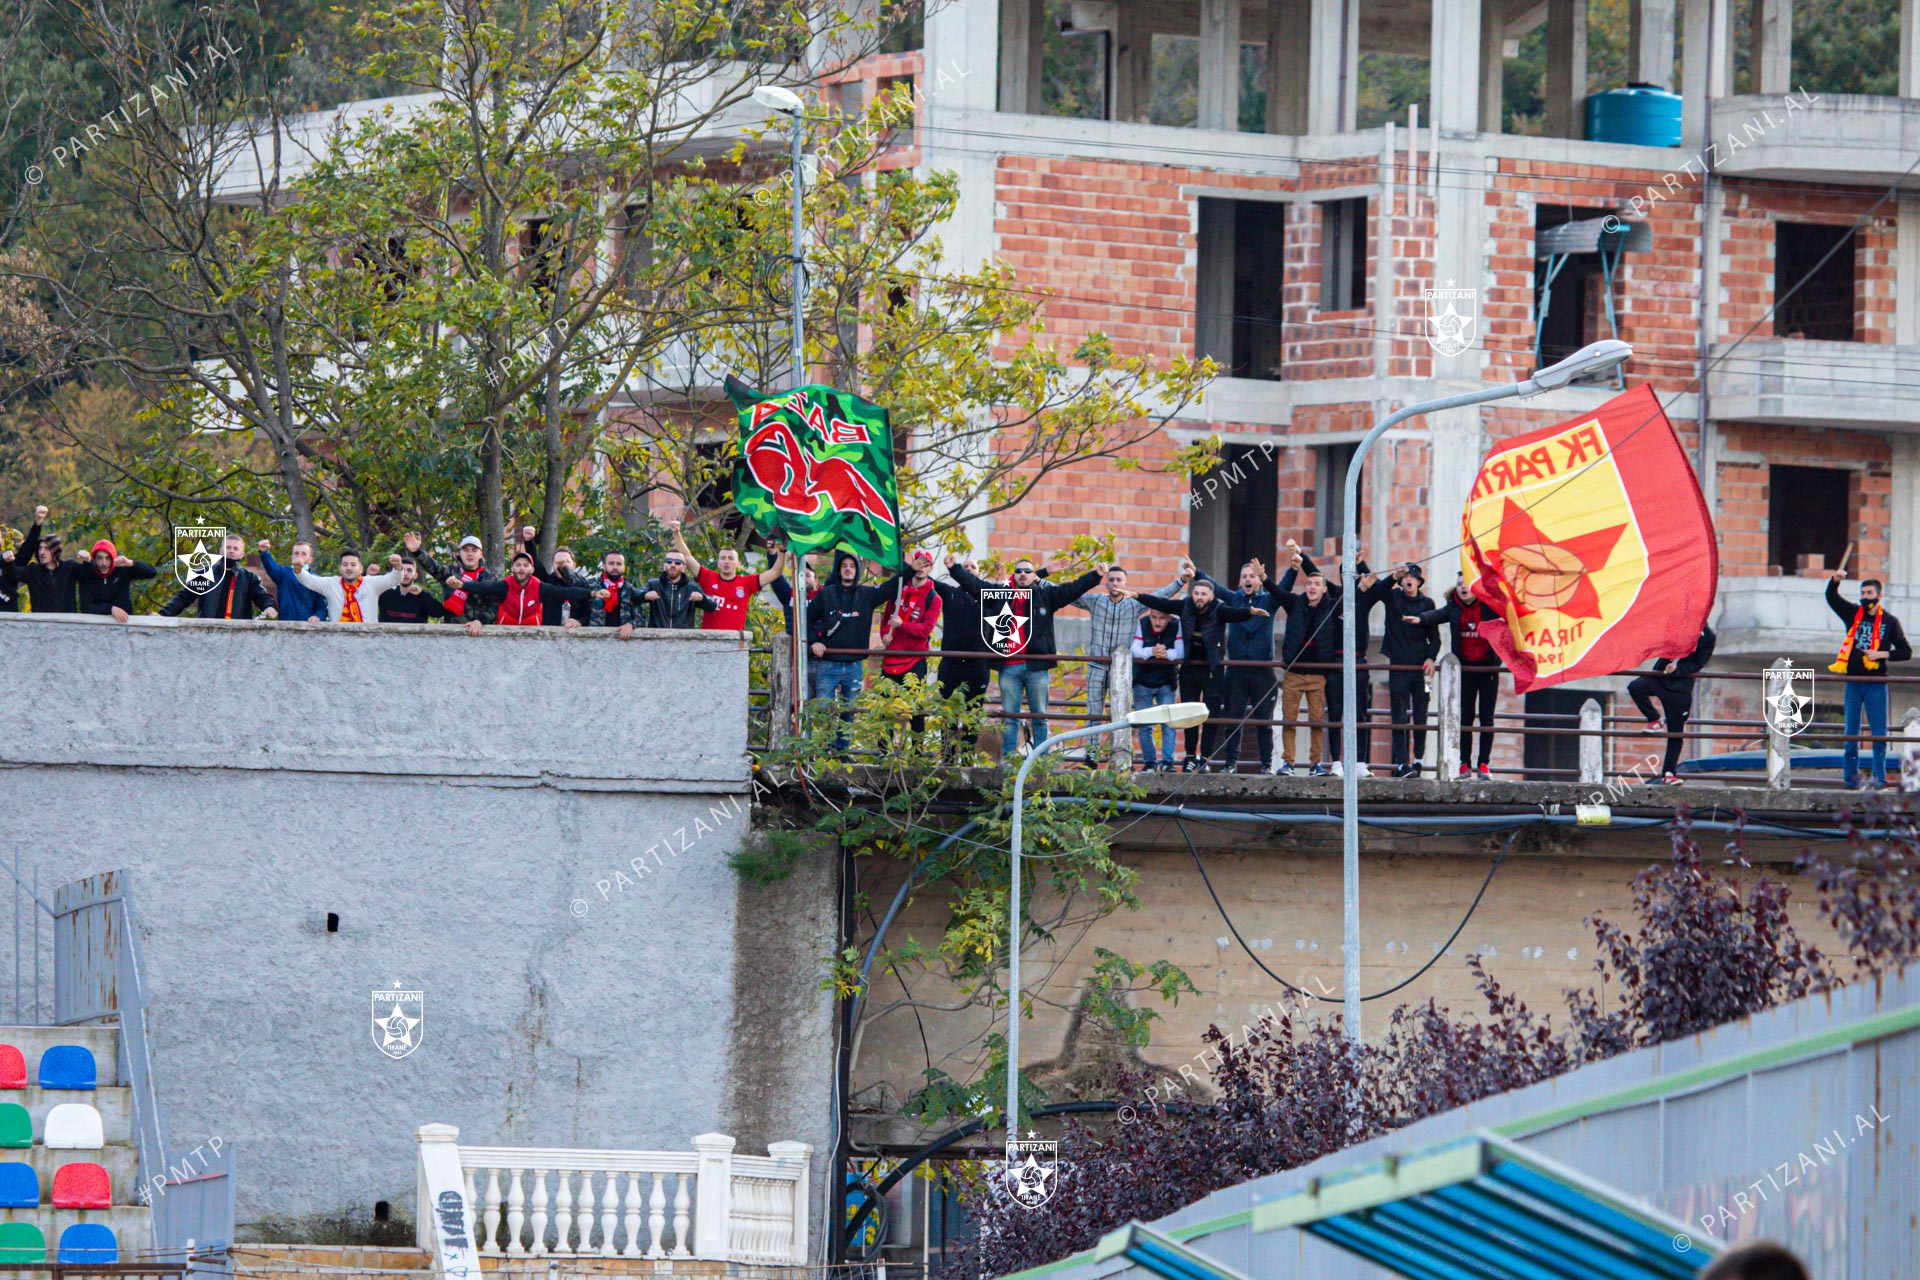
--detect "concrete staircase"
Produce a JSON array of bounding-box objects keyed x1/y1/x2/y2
[{"x1": 0, "y1": 1026, "x2": 151, "y2": 1258}]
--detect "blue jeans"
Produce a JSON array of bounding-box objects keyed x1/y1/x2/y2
[
  {"x1": 1843, "y1": 680, "x2": 1889, "y2": 786},
  {"x1": 998, "y1": 664, "x2": 1051, "y2": 755},
  {"x1": 812, "y1": 659, "x2": 863, "y2": 751},
  {"x1": 1133, "y1": 683, "x2": 1177, "y2": 764}
]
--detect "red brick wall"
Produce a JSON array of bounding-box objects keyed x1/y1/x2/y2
[
  {"x1": 1715, "y1": 181, "x2": 1897, "y2": 344},
  {"x1": 1714, "y1": 423, "x2": 1893, "y2": 579}
]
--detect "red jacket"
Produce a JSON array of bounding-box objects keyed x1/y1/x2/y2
[{"x1": 878, "y1": 578, "x2": 943, "y2": 677}]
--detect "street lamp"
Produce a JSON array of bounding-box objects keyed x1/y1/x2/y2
[
  {"x1": 752, "y1": 84, "x2": 809, "y2": 731},
  {"x1": 1005, "y1": 702, "x2": 1209, "y2": 1134},
  {"x1": 1336, "y1": 339, "x2": 1632, "y2": 1041}
]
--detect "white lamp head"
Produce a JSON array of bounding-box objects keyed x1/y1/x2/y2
[
  {"x1": 1127, "y1": 701, "x2": 1210, "y2": 730},
  {"x1": 752, "y1": 85, "x2": 805, "y2": 116},
  {"x1": 1524, "y1": 339, "x2": 1632, "y2": 393}
]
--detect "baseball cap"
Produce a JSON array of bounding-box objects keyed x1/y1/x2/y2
[
  {"x1": 909, "y1": 546, "x2": 936, "y2": 563},
  {"x1": 458, "y1": 536, "x2": 483, "y2": 550}
]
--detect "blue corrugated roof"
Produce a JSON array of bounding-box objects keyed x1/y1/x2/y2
[{"x1": 1250, "y1": 1132, "x2": 1711, "y2": 1280}]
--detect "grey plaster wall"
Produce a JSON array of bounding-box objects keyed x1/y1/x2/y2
[{"x1": 0, "y1": 613, "x2": 836, "y2": 1246}]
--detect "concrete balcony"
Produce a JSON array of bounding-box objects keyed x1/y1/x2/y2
[
  {"x1": 1712, "y1": 574, "x2": 1920, "y2": 658},
  {"x1": 1708, "y1": 93, "x2": 1920, "y2": 187},
  {"x1": 1706, "y1": 338, "x2": 1920, "y2": 430}
]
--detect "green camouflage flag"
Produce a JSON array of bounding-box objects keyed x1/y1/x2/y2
[{"x1": 727, "y1": 375, "x2": 901, "y2": 563}]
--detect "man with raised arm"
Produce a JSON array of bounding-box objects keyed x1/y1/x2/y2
[
  {"x1": 258, "y1": 538, "x2": 329, "y2": 622},
  {"x1": 160, "y1": 532, "x2": 276, "y2": 620},
  {"x1": 456, "y1": 549, "x2": 605, "y2": 634},
  {"x1": 296, "y1": 550, "x2": 407, "y2": 624},
  {"x1": 669, "y1": 522, "x2": 784, "y2": 632},
  {"x1": 1826, "y1": 566, "x2": 1911, "y2": 790}
]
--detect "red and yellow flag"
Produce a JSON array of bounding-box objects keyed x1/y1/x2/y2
[{"x1": 1460, "y1": 383, "x2": 1717, "y2": 693}]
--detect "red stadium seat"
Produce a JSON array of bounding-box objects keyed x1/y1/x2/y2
[
  {"x1": 0, "y1": 1047, "x2": 22, "y2": 1090},
  {"x1": 51, "y1": 1162, "x2": 110, "y2": 1209}
]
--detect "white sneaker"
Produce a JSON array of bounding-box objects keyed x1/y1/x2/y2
[
  {"x1": 1329, "y1": 760, "x2": 1343, "y2": 777},
  {"x1": 1355, "y1": 762, "x2": 1372, "y2": 778}
]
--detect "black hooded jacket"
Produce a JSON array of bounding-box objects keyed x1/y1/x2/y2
[
  {"x1": 807, "y1": 552, "x2": 903, "y2": 656},
  {"x1": 75, "y1": 557, "x2": 158, "y2": 615},
  {"x1": 1274, "y1": 554, "x2": 1345, "y2": 668},
  {"x1": 949, "y1": 562, "x2": 1100, "y2": 671},
  {"x1": 159, "y1": 560, "x2": 274, "y2": 619},
  {"x1": 12, "y1": 525, "x2": 85, "y2": 613},
  {"x1": 1357, "y1": 577, "x2": 1441, "y2": 667}
]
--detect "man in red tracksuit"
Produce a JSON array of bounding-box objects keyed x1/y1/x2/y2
[
  {"x1": 877, "y1": 547, "x2": 944, "y2": 684},
  {"x1": 458, "y1": 550, "x2": 603, "y2": 633},
  {"x1": 1418, "y1": 574, "x2": 1504, "y2": 778}
]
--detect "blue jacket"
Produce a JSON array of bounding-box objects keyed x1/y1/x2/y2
[
  {"x1": 259, "y1": 550, "x2": 329, "y2": 621},
  {"x1": 1194, "y1": 570, "x2": 1279, "y2": 662}
]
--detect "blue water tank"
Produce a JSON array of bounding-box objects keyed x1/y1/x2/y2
[{"x1": 1585, "y1": 85, "x2": 1683, "y2": 147}]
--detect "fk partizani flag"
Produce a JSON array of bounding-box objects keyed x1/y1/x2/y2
[
  {"x1": 727, "y1": 376, "x2": 901, "y2": 563},
  {"x1": 1459, "y1": 382, "x2": 1717, "y2": 693}
]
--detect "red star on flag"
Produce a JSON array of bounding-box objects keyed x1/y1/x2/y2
[{"x1": 1486, "y1": 499, "x2": 1627, "y2": 620}]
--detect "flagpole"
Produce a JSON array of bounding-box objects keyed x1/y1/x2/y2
[{"x1": 786, "y1": 102, "x2": 807, "y2": 734}]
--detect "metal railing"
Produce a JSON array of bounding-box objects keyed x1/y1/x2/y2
[{"x1": 756, "y1": 644, "x2": 1920, "y2": 790}]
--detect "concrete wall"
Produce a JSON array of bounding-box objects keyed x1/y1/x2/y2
[{"x1": 0, "y1": 613, "x2": 836, "y2": 1245}]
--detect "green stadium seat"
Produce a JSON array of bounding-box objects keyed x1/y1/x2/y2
[
  {"x1": 0, "y1": 1222, "x2": 45, "y2": 1264},
  {"x1": 0, "y1": 1103, "x2": 30, "y2": 1149}
]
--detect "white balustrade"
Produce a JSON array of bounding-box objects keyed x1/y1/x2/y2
[{"x1": 415, "y1": 1129, "x2": 812, "y2": 1270}]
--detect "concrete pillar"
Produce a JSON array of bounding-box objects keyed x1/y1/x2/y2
[
  {"x1": 1578, "y1": 698, "x2": 1604, "y2": 784},
  {"x1": 1197, "y1": 0, "x2": 1243, "y2": 132},
  {"x1": 1479, "y1": 0, "x2": 1506, "y2": 133},
  {"x1": 1114, "y1": 1, "x2": 1154, "y2": 123},
  {"x1": 1681, "y1": 0, "x2": 1733, "y2": 151},
  {"x1": 1437, "y1": 654, "x2": 1462, "y2": 777},
  {"x1": 1268, "y1": 0, "x2": 1312, "y2": 134},
  {"x1": 1749, "y1": 0, "x2": 1791, "y2": 94},
  {"x1": 997, "y1": 0, "x2": 1045, "y2": 115},
  {"x1": 1629, "y1": 0, "x2": 1677, "y2": 89},
  {"x1": 691, "y1": 1133, "x2": 737, "y2": 1260},
  {"x1": 1765, "y1": 657, "x2": 1793, "y2": 790},
  {"x1": 1901, "y1": 707, "x2": 1920, "y2": 792},
  {"x1": 1890, "y1": 435, "x2": 1920, "y2": 588},
  {"x1": 1109, "y1": 645, "x2": 1134, "y2": 771},
  {"x1": 1430, "y1": 0, "x2": 1484, "y2": 135},
  {"x1": 1308, "y1": 0, "x2": 1359, "y2": 134},
  {"x1": 1903, "y1": 0, "x2": 1920, "y2": 96},
  {"x1": 1545, "y1": 0, "x2": 1589, "y2": 140},
  {"x1": 1898, "y1": 196, "x2": 1920, "y2": 345}
]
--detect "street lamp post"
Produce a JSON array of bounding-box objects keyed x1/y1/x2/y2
[
  {"x1": 1005, "y1": 702, "x2": 1211, "y2": 1135},
  {"x1": 752, "y1": 84, "x2": 809, "y2": 731},
  {"x1": 1337, "y1": 340, "x2": 1632, "y2": 1040}
]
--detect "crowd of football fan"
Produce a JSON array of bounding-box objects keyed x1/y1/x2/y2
[{"x1": 2, "y1": 504, "x2": 1908, "y2": 788}]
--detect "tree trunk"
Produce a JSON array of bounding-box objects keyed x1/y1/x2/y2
[
  {"x1": 539, "y1": 322, "x2": 565, "y2": 562},
  {"x1": 481, "y1": 417, "x2": 506, "y2": 567}
]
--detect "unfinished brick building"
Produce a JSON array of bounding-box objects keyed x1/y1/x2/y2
[{"x1": 823, "y1": 0, "x2": 1920, "y2": 774}]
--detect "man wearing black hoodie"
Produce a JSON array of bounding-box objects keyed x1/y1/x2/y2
[
  {"x1": 1357, "y1": 563, "x2": 1441, "y2": 777},
  {"x1": 932, "y1": 559, "x2": 987, "y2": 704},
  {"x1": 14, "y1": 507, "x2": 87, "y2": 613},
  {"x1": 807, "y1": 551, "x2": 904, "y2": 750},
  {"x1": 158, "y1": 532, "x2": 276, "y2": 620},
  {"x1": 74, "y1": 539, "x2": 158, "y2": 621},
  {"x1": 1273, "y1": 545, "x2": 1343, "y2": 776},
  {"x1": 949, "y1": 554, "x2": 1103, "y2": 759},
  {"x1": 1128, "y1": 576, "x2": 1268, "y2": 770},
  {"x1": 1628, "y1": 623, "x2": 1716, "y2": 785}
]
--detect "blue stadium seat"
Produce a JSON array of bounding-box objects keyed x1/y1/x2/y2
[
  {"x1": 56, "y1": 1224, "x2": 115, "y2": 1265},
  {"x1": 36, "y1": 1045, "x2": 96, "y2": 1091},
  {"x1": 0, "y1": 1162, "x2": 35, "y2": 1208}
]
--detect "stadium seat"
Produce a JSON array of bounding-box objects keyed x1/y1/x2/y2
[
  {"x1": 56, "y1": 1224, "x2": 114, "y2": 1265},
  {"x1": 0, "y1": 1162, "x2": 35, "y2": 1208},
  {"x1": 51, "y1": 1161, "x2": 110, "y2": 1209},
  {"x1": 0, "y1": 1222, "x2": 45, "y2": 1264},
  {"x1": 42, "y1": 1103, "x2": 104, "y2": 1150},
  {"x1": 36, "y1": 1046, "x2": 96, "y2": 1091},
  {"x1": 0, "y1": 1104, "x2": 30, "y2": 1149},
  {"x1": 0, "y1": 1046, "x2": 23, "y2": 1090}
]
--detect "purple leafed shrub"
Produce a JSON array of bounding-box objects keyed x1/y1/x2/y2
[{"x1": 948, "y1": 808, "x2": 1920, "y2": 1279}]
